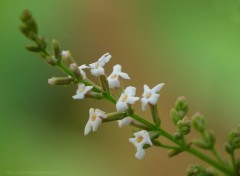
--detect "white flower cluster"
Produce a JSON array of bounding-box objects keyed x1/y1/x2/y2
[{"x1": 67, "y1": 52, "x2": 165, "y2": 160}]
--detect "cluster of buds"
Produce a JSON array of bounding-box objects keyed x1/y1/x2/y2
[
  {"x1": 171, "y1": 97, "x2": 191, "y2": 140},
  {"x1": 186, "y1": 165, "x2": 217, "y2": 176}
]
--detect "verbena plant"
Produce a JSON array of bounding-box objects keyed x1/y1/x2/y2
[{"x1": 19, "y1": 10, "x2": 240, "y2": 176}]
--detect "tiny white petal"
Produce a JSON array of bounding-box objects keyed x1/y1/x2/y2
[
  {"x1": 119, "y1": 72, "x2": 130, "y2": 79},
  {"x1": 84, "y1": 123, "x2": 92, "y2": 135},
  {"x1": 118, "y1": 117, "x2": 132, "y2": 128},
  {"x1": 124, "y1": 86, "x2": 136, "y2": 96},
  {"x1": 152, "y1": 83, "x2": 165, "y2": 93},
  {"x1": 135, "y1": 149, "x2": 145, "y2": 160}
]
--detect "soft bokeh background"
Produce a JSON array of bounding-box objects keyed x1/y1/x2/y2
[{"x1": 1, "y1": 0, "x2": 240, "y2": 175}]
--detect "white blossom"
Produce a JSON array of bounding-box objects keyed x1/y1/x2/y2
[
  {"x1": 129, "y1": 130, "x2": 152, "y2": 160},
  {"x1": 72, "y1": 83, "x2": 93, "y2": 100},
  {"x1": 78, "y1": 64, "x2": 89, "y2": 79},
  {"x1": 116, "y1": 86, "x2": 139, "y2": 112},
  {"x1": 89, "y1": 53, "x2": 112, "y2": 77},
  {"x1": 84, "y1": 108, "x2": 106, "y2": 135},
  {"x1": 141, "y1": 83, "x2": 165, "y2": 111},
  {"x1": 107, "y1": 64, "x2": 130, "y2": 88},
  {"x1": 118, "y1": 117, "x2": 133, "y2": 128}
]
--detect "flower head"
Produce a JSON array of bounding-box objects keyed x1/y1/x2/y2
[
  {"x1": 107, "y1": 64, "x2": 130, "y2": 88},
  {"x1": 78, "y1": 64, "x2": 89, "y2": 79},
  {"x1": 84, "y1": 108, "x2": 106, "y2": 135},
  {"x1": 72, "y1": 83, "x2": 93, "y2": 100},
  {"x1": 141, "y1": 83, "x2": 165, "y2": 111},
  {"x1": 129, "y1": 130, "x2": 152, "y2": 159},
  {"x1": 89, "y1": 53, "x2": 112, "y2": 77},
  {"x1": 118, "y1": 117, "x2": 133, "y2": 128},
  {"x1": 116, "y1": 86, "x2": 139, "y2": 112}
]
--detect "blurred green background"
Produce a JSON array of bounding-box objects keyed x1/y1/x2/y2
[{"x1": 1, "y1": 0, "x2": 240, "y2": 175}]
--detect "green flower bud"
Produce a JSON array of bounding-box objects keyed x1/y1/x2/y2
[
  {"x1": 102, "y1": 112, "x2": 126, "y2": 123},
  {"x1": 192, "y1": 113, "x2": 206, "y2": 133},
  {"x1": 228, "y1": 126, "x2": 240, "y2": 150},
  {"x1": 52, "y1": 39, "x2": 61, "y2": 61},
  {"x1": 70, "y1": 63, "x2": 82, "y2": 79},
  {"x1": 193, "y1": 139, "x2": 210, "y2": 150},
  {"x1": 186, "y1": 165, "x2": 217, "y2": 176},
  {"x1": 175, "y1": 96, "x2": 188, "y2": 119},
  {"x1": 171, "y1": 108, "x2": 180, "y2": 125},
  {"x1": 25, "y1": 45, "x2": 41, "y2": 52},
  {"x1": 177, "y1": 117, "x2": 191, "y2": 135},
  {"x1": 48, "y1": 77, "x2": 74, "y2": 85},
  {"x1": 99, "y1": 75, "x2": 110, "y2": 94},
  {"x1": 224, "y1": 143, "x2": 233, "y2": 154}
]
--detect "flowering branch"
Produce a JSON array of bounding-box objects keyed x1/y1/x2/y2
[{"x1": 20, "y1": 10, "x2": 240, "y2": 176}]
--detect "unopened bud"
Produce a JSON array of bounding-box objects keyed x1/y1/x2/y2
[
  {"x1": 177, "y1": 117, "x2": 191, "y2": 135},
  {"x1": 191, "y1": 113, "x2": 206, "y2": 133},
  {"x1": 52, "y1": 39, "x2": 61, "y2": 61},
  {"x1": 46, "y1": 56, "x2": 57, "y2": 66},
  {"x1": 186, "y1": 165, "x2": 216, "y2": 176},
  {"x1": 48, "y1": 77, "x2": 74, "y2": 85},
  {"x1": 175, "y1": 96, "x2": 188, "y2": 119},
  {"x1": 70, "y1": 63, "x2": 82, "y2": 79},
  {"x1": 171, "y1": 108, "x2": 180, "y2": 125},
  {"x1": 102, "y1": 112, "x2": 126, "y2": 123},
  {"x1": 61, "y1": 50, "x2": 76, "y2": 66},
  {"x1": 99, "y1": 75, "x2": 110, "y2": 94}
]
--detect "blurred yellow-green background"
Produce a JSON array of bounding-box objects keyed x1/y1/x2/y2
[{"x1": 1, "y1": 0, "x2": 240, "y2": 175}]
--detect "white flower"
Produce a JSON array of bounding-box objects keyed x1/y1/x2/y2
[
  {"x1": 141, "y1": 83, "x2": 165, "y2": 111},
  {"x1": 89, "y1": 53, "x2": 112, "y2": 77},
  {"x1": 116, "y1": 86, "x2": 139, "y2": 112},
  {"x1": 72, "y1": 83, "x2": 93, "y2": 100},
  {"x1": 129, "y1": 130, "x2": 153, "y2": 160},
  {"x1": 107, "y1": 64, "x2": 130, "y2": 88},
  {"x1": 118, "y1": 117, "x2": 133, "y2": 128},
  {"x1": 78, "y1": 64, "x2": 89, "y2": 79},
  {"x1": 84, "y1": 108, "x2": 106, "y2": 135}
]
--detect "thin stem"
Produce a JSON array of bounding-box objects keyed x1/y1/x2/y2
[
  {"x1": 188, "y1": 148, "x2": 233, "y2": 175},
  {"x1": 211, "y1": 148, "x2": 225, "y2": 165},
  {"x1": 231, "y1": 151, "x2": 237, "y2": 175}
]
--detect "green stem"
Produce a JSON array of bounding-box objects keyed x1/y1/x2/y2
[
  {"x1": 188, "y1": 148, "x2": 233, "y2": 175},
  {"x1": 211, "y1": 148, "x2": 225, "y2": 165},
  {"x1": 231, "y1": 151, "x2": 237, "y2": 175}
]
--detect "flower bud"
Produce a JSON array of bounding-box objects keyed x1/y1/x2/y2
[
  {"x1": 99, "y1": 75, "x2": 110, "y2": 94},
  {"x1": 52, "y1": 39, "x2": 61, "y2": 61},
  {"x1": 191, "y1": 113, "x2": 206, "y2": 133},
  {"x1": 224, "y1": 143, "x2": 233, "y2": 154},
  {"x1": 171, "y1": 109, "x2": 180, "y2": 125},
  {"x1": 186, "y1": 165, "x2": 216, "y2": 176},
  {"x1": 177, "y1": 117, "x2": 191, "y2": 135},
  {"x1": 102, "y1": 112, "x2": 126, "y2": 123},
  {"x1": 228, "y1": 126, "x2": 240, "y2": 150},
  {"x1": 175, "y1": 96, "x2": 188, "y2": 119},
  {"x1": 70, "y1": 63, "x2": 82, "y2": 79},
  {"x1": 48, "y1": 77, "x2": 74, "y2": 85},
  {"x1": 61, "y1": 50, "x2": 76, "y2": 66}
]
